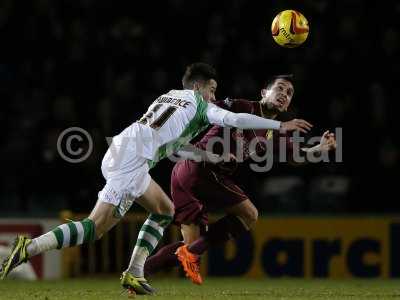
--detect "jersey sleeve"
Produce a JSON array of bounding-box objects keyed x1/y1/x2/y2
[{"x1": 205, "y1": 102, "x2": 230, "y2": 126}]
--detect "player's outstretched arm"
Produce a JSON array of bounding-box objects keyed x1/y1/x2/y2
[
  {"x1": 301, "y1": 130, "x2": 337, "y2": 153},
  {"x1": 175, "y1": 144, "x2": 221, "y2": 164},
  {"x1": 223, "y1": 112, "x2": 313, "y2": 133},
  {"x1": 206, "y1": 102, "x2": 312, "y2": 133}
]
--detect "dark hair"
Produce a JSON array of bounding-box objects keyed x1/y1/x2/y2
[
  {"x1": 182, "y1": 62, "x2": 217, "y2": 89},
  {"x1": 264, "y1": 74, "x2": 294, "y2": 90}
]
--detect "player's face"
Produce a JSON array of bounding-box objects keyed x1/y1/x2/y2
[
  {"x1": 197, "y1": 79, "x2": 217, "y2": 102},
  {"x1": 261, "y1": 79, "x2": 294, "y2": 112}
]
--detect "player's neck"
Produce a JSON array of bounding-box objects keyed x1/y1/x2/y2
[{"x1": 259, "y1": 102, "x2": 278, "y2": 119}]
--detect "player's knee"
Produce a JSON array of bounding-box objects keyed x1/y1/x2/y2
[
  {"x1": 90, "y1": 215, "x2": 111, "y2": 240},
  {"x1": 250, "y1": 207, "x2": 259, "y2": 224},
  {"x1": 95, "y1": 231, "x2": 103, "y2": 240},
  {"x1": 164, "y1": 201, "x2": 175, "y2": 216},
  {"x1": 88, "y1": 201, "x2": 118, "y2": 240},
  {"x1": 241, "y1": 206, "x2": 258, "y2": 228},
  {"x1": 157, "y1": 198, "x2": 175, "y2": 216},
  {"x1": 93, "y1": 221, "x2": 106, "y2": 240}
]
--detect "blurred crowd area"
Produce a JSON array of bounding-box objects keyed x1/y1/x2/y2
[{"x1": 0, "y1": 0, "x2": 399, "y2": 216}]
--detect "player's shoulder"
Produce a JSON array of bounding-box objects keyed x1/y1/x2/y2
[
  {"x1": 157, "y1": 89, "x2": 197, "y2": 109},
  {"x1": 215, "y1": 98, "x2": 258, "y2": 113},
  {"x1": 165, "y1": 89, "x2": 195, "y2": 100}
]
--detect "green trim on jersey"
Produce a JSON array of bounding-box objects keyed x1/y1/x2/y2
[{"x1": 148, "y1": 92, "x2": 209, "y2": 169}]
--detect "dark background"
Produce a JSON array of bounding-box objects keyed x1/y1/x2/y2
[{"x1": 0, "y1": 0, "x2": 398, "y2": 216}]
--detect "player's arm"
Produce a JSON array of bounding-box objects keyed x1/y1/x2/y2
[
  {"x1": 301, "y1": 130, "x2": 337, "y2": 153},
  {"x1": 206, "y1": 103, "x2": 313, "y2": 133},
  {"x1": 175, "y1": 144, "x2": 221, "y2": 164}
]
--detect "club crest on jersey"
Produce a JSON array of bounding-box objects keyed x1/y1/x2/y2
[{"x1": 266, "y1": 130, "x2": 273, "y2": 140}]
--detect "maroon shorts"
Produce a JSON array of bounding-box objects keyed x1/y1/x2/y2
[{"x1": 171, "y1": 160, "x2": 248, "y2": 226}]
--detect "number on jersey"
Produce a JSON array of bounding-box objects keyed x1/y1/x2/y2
[{"x1": 138, "y1": 104, "x2": 178, "y2": 130}]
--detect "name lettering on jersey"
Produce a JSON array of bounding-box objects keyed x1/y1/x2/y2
[{"x1": 155, "y1": 96, "x2": 190, "y2": 108}]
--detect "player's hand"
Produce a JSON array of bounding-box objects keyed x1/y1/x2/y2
[
  {"x1": 319, "y1": 130, "x2": 337, "y2": 151},
  {"x1": 280, "y1": 119, "x2": 313, "y2": 134}
]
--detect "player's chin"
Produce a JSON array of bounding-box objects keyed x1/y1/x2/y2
[
  {"x1": 271, "y1": 102, "x2": 286, "y2": 112},
  {"x1": 275, "y1": 106, "x2": 286, "y2": 113}
]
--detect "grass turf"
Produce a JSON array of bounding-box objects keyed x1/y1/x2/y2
[{"x1": 0, "y1": 278, "x2": 399, "y2": 300}]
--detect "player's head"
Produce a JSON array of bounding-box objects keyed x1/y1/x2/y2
[
  {"x1": 260, "y1": 75, "x2": 294, "y2": 112},
  {"x1": 182, "y1": 62, "x2": 217, "y2": 102}
]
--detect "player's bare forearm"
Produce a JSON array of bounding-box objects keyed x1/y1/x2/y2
[
  {"x1": 176, "y1": 144, "x2": 220, "y2": 164},
  {"x1": 301, "y1": 144, "x2": 323, "y2": 154}
]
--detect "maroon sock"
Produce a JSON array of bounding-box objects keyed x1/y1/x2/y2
[
  {"x1": 188, "y1": 215, "x2": 248, "y2": 255},
  {"x1": 144, "y1": 241, "x2": 184, "y2": 276}
]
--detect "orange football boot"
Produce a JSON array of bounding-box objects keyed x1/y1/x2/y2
[{"x1": 175, "y1": 245, "x2": 203, "y2": 285}]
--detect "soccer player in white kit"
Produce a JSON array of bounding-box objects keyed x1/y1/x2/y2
[{"x1": 0, "y1": 63, "x2": 312, "y2": 294}]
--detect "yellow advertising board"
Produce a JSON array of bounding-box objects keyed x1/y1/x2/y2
[
  {"x1": 61, "y1": 212, "x2": 400, "y2": 278},
  {"x1": 205, "y1": 217, "x2": 400, "y2": 278}
]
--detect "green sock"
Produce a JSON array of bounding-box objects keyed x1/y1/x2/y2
[
  {"x1": 127, "y1": 214, "x2": 173, "y2": 277},
  {"x1": 52, "y1": 218, "x2": 96, "y2": 249}
]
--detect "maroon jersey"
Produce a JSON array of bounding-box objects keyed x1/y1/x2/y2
[
  {"x1": 196, "y1": 98, "x2": 291, "y2": 163},
  {"x1": 171, "y1": 99, "x2": 292, "y2": 227}
]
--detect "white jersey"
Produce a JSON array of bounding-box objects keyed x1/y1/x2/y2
[{"x1": 110, "y1": 89, "x2": 228, "y2": 168}]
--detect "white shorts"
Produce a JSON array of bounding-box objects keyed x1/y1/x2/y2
[{"x1": 98, "y1": 148, "x2": 152, "y2": 218}]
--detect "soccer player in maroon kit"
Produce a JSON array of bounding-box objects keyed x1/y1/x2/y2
[{"x1": 144, "y1": 75, "x2": 336, "y2": 284}]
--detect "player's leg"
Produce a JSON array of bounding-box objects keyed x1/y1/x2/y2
[
  {"x1": 177, "y1": 211, "x2": 251, "y2": 285},
  {"x1": 28, "y1": 200, "x2": 119, "y2": 257},
  {"x1": 185, "y1": 176, "x2": 252, "y2": 255},
  {"x1": 144, "y1": 240, "x2": 184, "y2": 276},
  {"x1": 143, "y1": 223, "x2": 199, "y2": 276},
  {"x1": 123, "y1": 179, "x2": 174, "y2": 284},
  {"x1": 186, "y1": 212, "x2": 250, "y2": 255},
  {"x1": 186, "y1": 199, "x2": 257, "y2": 255},
  {"x1": 189, "y1": 198, "x2": 258, "y2": 253},
  {"x1": 177, "y1": 211, "x2": 253, "y2": 285},
  {"x1": 181, "y1": 223, "x2": 201, "y2": 243},
  {"x1": 175, "y1": 173, "x2": 252, "y2": 284},
  {"x1": 175, "y1": 222, "x2": 205, "y2": 284},
  {"x1": 144, "y1": 160, "x2": 206, "y2": 277},
  {"x1": 224, "y1": 199, "x2": 258, "y2": 228},
  {"x1": 0, "y1": 200, "x2": 119, "y2": 280},
  {"x1": 22, "y1": 172, "x2": 137, "y2": 264}
]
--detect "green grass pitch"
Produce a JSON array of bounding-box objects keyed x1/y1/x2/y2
[{"x1": 0, "y1": 278, "x2": 399, "y2": 300}]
